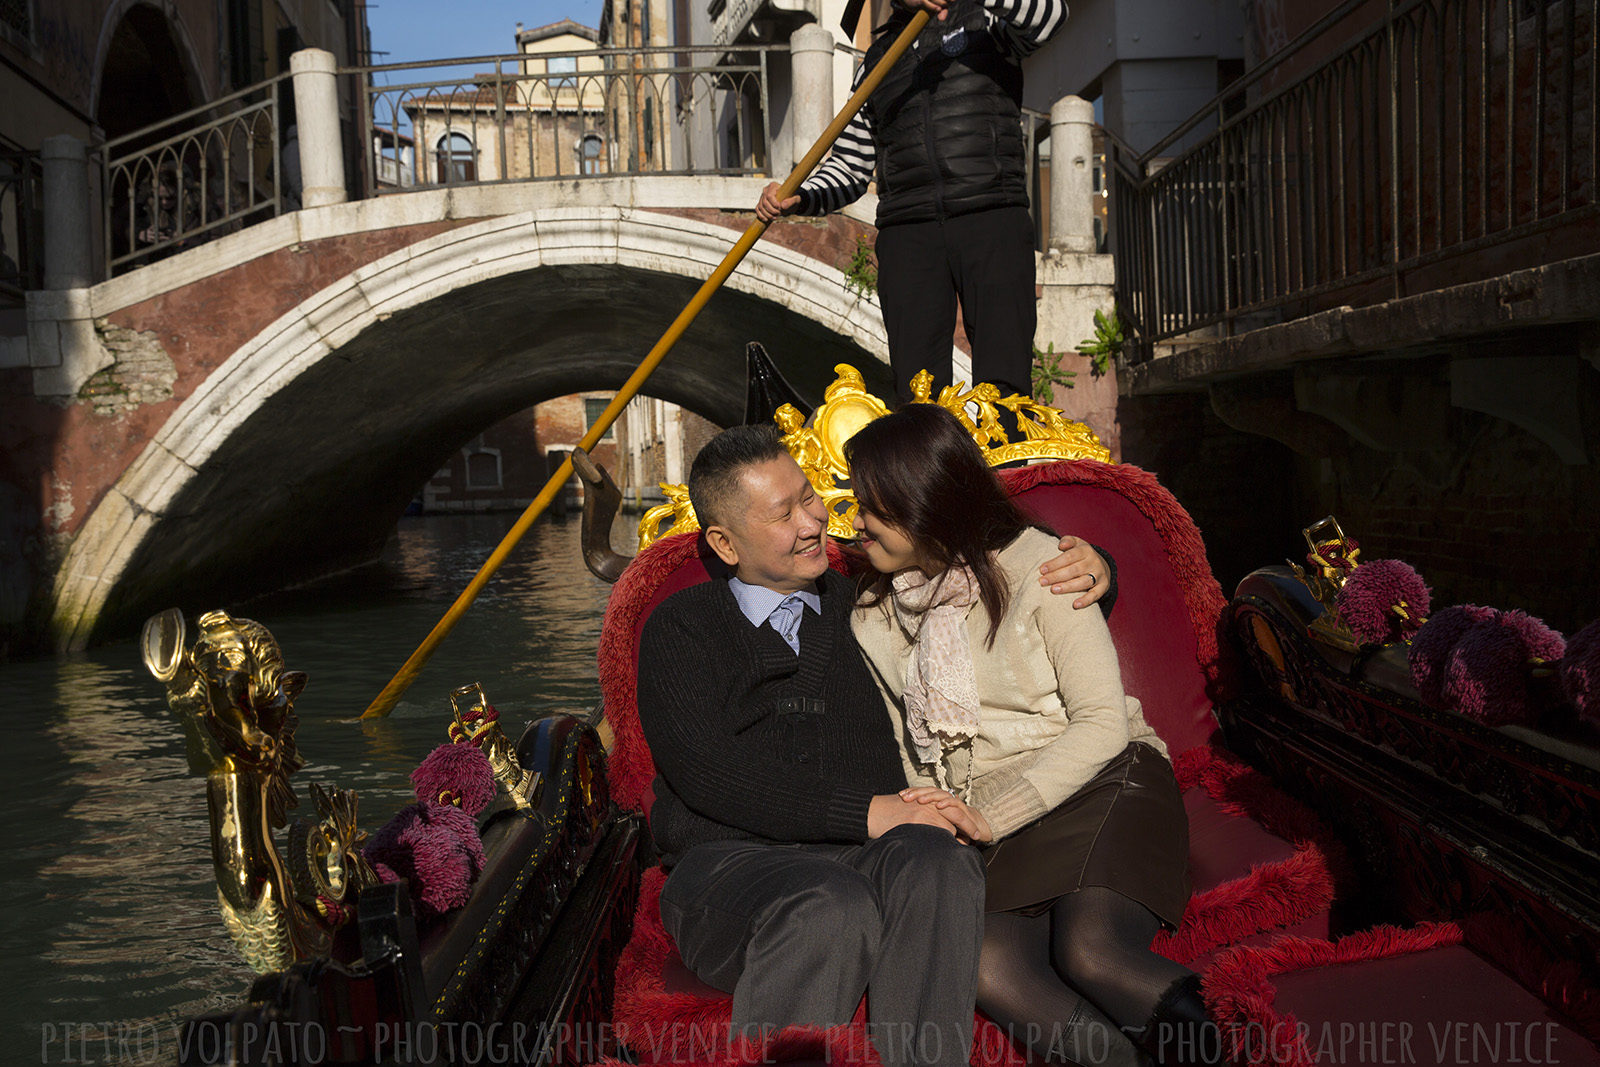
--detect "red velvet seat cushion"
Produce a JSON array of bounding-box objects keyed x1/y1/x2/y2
[
  {"x1": 1000, "y1": 461, "x2": 1232, "y2": 757},
  {"x1": 1206, "y1": 929, "x2": 1600, "y2": 1066}
]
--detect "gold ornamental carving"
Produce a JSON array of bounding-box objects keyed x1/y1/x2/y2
[
  {"x1": 143, "y1": 608, "x2": 377, "y2": 973},
  {"x1": 639, "y1": 363, "x2": 1111, "y2": 548},
  {"x1": 449, "y1": 682, "x2": 542, "y2": 809},
  {"x1": 1288, "y1": 516, "x2": 1364, "y2": 652}
]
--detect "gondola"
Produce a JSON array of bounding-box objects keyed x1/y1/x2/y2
[{"x1": 149, "y1": 352, "x2": 1600, "y2": 1067}]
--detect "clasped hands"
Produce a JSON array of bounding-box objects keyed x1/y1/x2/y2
[{"x1": 869, "y1": 787, "x2": 993, "y2": 844}]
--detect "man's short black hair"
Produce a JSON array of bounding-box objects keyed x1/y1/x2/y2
[{"x1": 688, "y1": 424, "x2": 788, "y2": 530}]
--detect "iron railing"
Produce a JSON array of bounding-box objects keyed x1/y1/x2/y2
[
  {"x1": 1111, "y1": 0, "x2": 1598, "y2": 357},
  {"x1": 359, "y1": 46, "x2": 782, "y2": 194},
  {"x1": 1, "y1": 148, "x2": 43, "y2": 305},
  {"x1": 101, "y1": 74, "x2": 289, "y2": 276}
]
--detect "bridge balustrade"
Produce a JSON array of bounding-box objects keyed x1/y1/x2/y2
[
  {"x1": 1109, "y1": 0, "x2": 1599, "y2": 360},
  {"x1": 100, "y1": 75, "x2": 291, "y2": 276},
  {"x1": 93, "y1": 45, "x2": 786, "y2": 275},
  {"x1": 360, "y1": 46, "x2": 782, "y2": 193}
]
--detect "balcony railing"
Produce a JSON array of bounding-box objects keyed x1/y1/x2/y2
[
  {"x1": 101, "y1": 75, "x2": 288, "y2": 276},
  {"x1": 358, "y1": 45, "x2": 781, "y2": 194},
  {"x1": 1110, "y1": 0, "x2": 1599, "y2": 357},
  {"x1": 1, "y1": 147, "x2": 43, "y2": 306}
]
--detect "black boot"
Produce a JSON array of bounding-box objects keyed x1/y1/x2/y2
[{"x1": 1131, "y1": 975, "x2": 1224, "y2": 1067}]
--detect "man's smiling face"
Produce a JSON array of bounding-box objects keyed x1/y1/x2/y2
[{"x1": 704, "y1": 455, "x2": 829, "y2": 593}]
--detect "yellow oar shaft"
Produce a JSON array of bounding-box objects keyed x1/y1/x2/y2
[{"x1": 362, "y1": 11, "x2": 931, "y2": 718}]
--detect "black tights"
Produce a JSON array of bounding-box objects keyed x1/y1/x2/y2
[{"x1": 977, "y1": 888, "x2": 1218, "y2": 1066}]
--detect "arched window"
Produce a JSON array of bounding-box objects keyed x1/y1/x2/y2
[
  {"x1": 436, "y1": 132, "x2": 476, "y2": 183},
  {"x1": 578, "y1": 134, "x2": 605, "y2": 175}
]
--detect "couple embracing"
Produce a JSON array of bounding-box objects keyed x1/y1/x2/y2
[{"x1": 636, "y1": 407, "x2": 1220, "y2": 1067}]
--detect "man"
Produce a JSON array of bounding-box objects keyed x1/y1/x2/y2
[
  {"x1": 757, "y1": 0, "x2": 1067, "y2": 403},
  {"x1": 636, "y1": 425, "x2": 1109, "y2": 1066}
]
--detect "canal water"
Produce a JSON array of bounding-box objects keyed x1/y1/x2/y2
[{"x1": 1, "y1": 514, "x2": 617, "y2": 1065}]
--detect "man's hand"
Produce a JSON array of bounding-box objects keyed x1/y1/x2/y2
[
  {"x1": 899, "y1": 787, "x2": 993, "y2": 844},
  {"x1": 898, "y1": 0, "x2": 950, "y2": 19},
  {"x1": 756, "y1": 182, "x2": 802, "y2": 222},
  {"x1": 1039, "y1": 534, "x2": 1110, "y2": 609},
  {"x1": 868, "y1": 793, "x2": 968, "y2": 838}
]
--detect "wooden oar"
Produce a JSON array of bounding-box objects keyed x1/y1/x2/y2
[{"x1": 362, "y1": 11, "x2": 931, "y2": 718}]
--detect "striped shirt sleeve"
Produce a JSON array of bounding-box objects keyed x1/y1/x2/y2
[
  {"x1": 796, "y1": 61, "x2": 876, "y2": 214},
  {"x1": 982, "y1": 0, "x2": 1068, "y2": 56}
]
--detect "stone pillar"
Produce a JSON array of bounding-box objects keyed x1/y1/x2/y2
[
  {"x1": 1048, "y1": 96, "x2": 1096, "y2": 255},
  {"x1": 789, "y1": 24, "x2": 836, "y2": 168},
  {"x1": 40, "y1": 136, "x2": 93, "y2": 289},
  {"x1": 290, "y1": 48, "x2": 347, "y2": 208}
]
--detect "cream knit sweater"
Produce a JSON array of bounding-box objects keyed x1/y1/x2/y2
[{"x1": 852, "y1": 527, "x2": 1167, "y2": 840}]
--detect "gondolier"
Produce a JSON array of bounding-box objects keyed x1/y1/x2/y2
[{"x1": 757, "y1": 0, "x2": 1067, "y2": 403}]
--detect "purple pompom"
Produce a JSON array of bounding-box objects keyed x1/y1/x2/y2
[
  {"x1": 1443, "y1": 622, "x2": 1537, "y2": 727},
  {"x1": 1561, "y1": 619, "x2": 1600, "y2": 724},
  {"x1": 1336, "y1": 560, "x2": 1432, "y2": 645},
  {"x1": 364, "y1": 800, "x2": 488, "y2": 919},
  {"x1": 1409, "y1": 605, "x2": 1495, "y2": 706},
  {"x1": 411, "y1": 742, "x2": 498, "y2": 816},
  {"x1": 406, "y1": 802, "x2": 487, "y2": 916},
  {"x1": 1496, "y1": 610, "x2": 1566, "y2": 665}
]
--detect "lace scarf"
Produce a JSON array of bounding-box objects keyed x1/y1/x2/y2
[{"x1": 890, "y1": 566, "x2": 982, "y2": 791}]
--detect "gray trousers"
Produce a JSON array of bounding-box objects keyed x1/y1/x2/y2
[{"x1": 659, "y1": 824, "x2": 986, "y2": 1067}]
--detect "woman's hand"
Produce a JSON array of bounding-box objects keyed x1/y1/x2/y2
[
  {"x1": 1039, "y1": 535, "x2": 1110, "y2": 609},
  {"x1": 899, "y1": 787, "x2": 994, "y2": 844}
]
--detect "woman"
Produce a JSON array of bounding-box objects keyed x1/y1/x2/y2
[{"x1": 846, "y1": 405, "x2": 1219, "y2": 1067}]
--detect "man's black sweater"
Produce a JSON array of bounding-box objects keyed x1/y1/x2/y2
[{"x1": 637, "y1": 570, "x2": 908, "y2": 865}]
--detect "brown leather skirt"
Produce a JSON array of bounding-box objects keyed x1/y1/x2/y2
[{"x1": 979, "y1": 741, "x2": 1190, "y2": 926}]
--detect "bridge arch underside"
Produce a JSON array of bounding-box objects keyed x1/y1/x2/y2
[{"x1": 82, "y1": 262, "x2": 889, "y2": 642}]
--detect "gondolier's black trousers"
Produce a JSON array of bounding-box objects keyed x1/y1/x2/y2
[
  {"x1": 658, "y1": 823, "x2": 985, "y2": 1067},
  {"x1": 874, "y1": 205, "x2": 1037, "y2": 404}
]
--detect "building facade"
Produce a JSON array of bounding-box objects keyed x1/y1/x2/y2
[
  {"x1": 420, "y1": 392, "x2": 719, "y2": 522},
  {"x1": 1, "y1": 0, "x2": 368, "y2": 299}
]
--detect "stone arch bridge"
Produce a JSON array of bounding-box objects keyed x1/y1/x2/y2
[{"x1": 12, "y1": 177, "x2": 925, "y2": 649}]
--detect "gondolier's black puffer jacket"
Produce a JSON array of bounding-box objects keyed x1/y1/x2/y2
[
  {"x1": 637, "y1": 570, "x2": 907, "y2": 867},
  {"x1": 865, "y1": 0, "x2": 1030, "y2": 226}
]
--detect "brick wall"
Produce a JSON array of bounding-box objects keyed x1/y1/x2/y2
[
  {"x1": 1120, "y1": 363, "x2": 1600, "y2": 636},
  {"x1": 1120, "y1": 392, "x2": 1303, "y2": 598},
  {"x1": 1306, "y1": 405, "x2": 1600, "y2": 634}
]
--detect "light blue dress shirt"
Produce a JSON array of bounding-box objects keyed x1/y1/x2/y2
[{"x1": 728, "y1": 577, "x2": 822, "y2": 653}]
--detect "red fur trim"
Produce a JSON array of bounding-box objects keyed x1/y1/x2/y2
[
  {"x1": 1156, "y1": 847, "x2": 1336, "y2": 967},
  {"x1": 999, "y1": 461, "x2": 1237, "y2": 703},
  {"x1": 598, "y1": 534, "x2": 701, "y2": 812},
  {"x1": 1202, "y1": 923, "x2": 1464, "y2": 1066},
  {"x1": 1190, "y1": 748, "x2": 1351, "y2": 884},
  {"x1": 1155, "y1": 745, "x2": 1348, "y2": 964}
]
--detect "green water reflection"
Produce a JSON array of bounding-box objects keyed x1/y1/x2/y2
[{"x1": 0, "y1": 515, "x2": 614, "y2": 1064}]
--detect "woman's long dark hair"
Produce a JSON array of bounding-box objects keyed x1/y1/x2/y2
[{"x1": 846, "y1": 404, "x2": 1037, "y2": 645}]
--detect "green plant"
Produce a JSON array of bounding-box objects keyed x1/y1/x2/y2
[
  {"x1": 1031, "y1": 342, "x2": 1076, "y2": 402},
  {"x1": 842, "y1": 235, "x2": 877, "y2": 298},
  {"x1": 1075, "y1": 307, "x2": 1124, "y2": 377}
]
